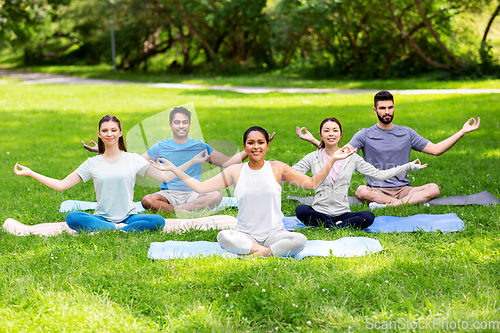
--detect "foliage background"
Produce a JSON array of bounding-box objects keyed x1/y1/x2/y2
[{"x1": 2, "y1": 0, "x2": 500, "y2": 78}]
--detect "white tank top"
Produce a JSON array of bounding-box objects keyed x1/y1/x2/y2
[{"x1": 234, "y1": 161, "x2": 285, "y2": 241}]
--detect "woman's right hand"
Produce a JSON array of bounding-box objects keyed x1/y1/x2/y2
[
  {"x1": 81, "y1": 140, "x2": 99, "y2": 153},
  {"x1": 149, "y1": 158, "x2": 175, "y2": 172},
  {"x1": 14, "y1": 163, "x2": 32, "y2": 176}
]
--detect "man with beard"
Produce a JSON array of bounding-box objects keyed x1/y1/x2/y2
[{"x1": 296, "y1": 90, "x2": 480, "y2": 208}]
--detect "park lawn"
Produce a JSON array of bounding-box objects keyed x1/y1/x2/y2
[
  {"x1": 0, "y1": 83, "x2": 499, "y2": 332},
  {"x1": 13, "y1": 64, "x2": 500, "y2": 90}
]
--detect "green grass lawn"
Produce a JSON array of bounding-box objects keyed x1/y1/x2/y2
[
  {"x1": 0, "y1": 82, "x2": 499, "y2": 332},
  {"x1": 11, "y1": 64, "x2": 500, "y2": 90}
]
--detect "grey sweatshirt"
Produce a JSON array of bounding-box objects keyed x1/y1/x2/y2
[{"x1": 292, "y1": 150, "x2": 421, "y2": 217}]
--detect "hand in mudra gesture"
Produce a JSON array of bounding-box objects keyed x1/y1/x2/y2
[
  {"x1": 412, "y1": 158, "x2": 428, "y2": 170},
  {"x1": 14, "y1": 163, "x2": 33, "y2": 176},
  {"x1": 333, "y1": 145, "x2": 357, "y2": 160},
  {"x1": 191, "y1": 149, "x2": 210, "y2": 164},
  {"x1": 81, "y1": 140, "x2": 98, "y2": 152},
  {"x1": 149, "y1": 158, "x2": 176, "y2": 172}
]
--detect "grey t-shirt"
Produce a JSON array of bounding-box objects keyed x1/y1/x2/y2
[
  {"x1": 76, "y1": 152, "x2": 150, "y2": 222},
  {"x1": 349, "y1": 124, "x2": 429, "y2": 188}
]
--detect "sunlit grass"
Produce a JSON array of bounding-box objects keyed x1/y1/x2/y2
[{"x1": 0, "y1": 83, "x2": 499, "y2": 331}]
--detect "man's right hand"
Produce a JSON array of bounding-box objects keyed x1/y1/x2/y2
[{"x1": 81, "y1": 140, "x2": 99, "y2": 153}]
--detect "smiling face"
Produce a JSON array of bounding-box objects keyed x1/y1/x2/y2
[
  {"x1": 98, "y1": 121, "x2": 122, "y2": 147},
  {"x1": 169, "y1": 112, "x2": 191, "y2": 140},
  {"x1": 244, "y1": 130, "x2": 269, "y2": 162},
  {"x1": 374, "y1": 100, "x2": 395, "y2": 125},
  {"x1": 319, "y1": 121, "x2": 343, "y2": 147}
]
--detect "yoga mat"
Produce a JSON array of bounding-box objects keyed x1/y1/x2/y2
[
  {"x1": 287, "y1": 191, "x2": 499, "y2": 207},
  {"x1": 162, "y1": 215, "x2": 237, "y2": 232},
  {"x1": 3, "y1": 215, "x2": 238, "y2": 236},
  {"x1": 364, "y1": 213, "x2": 464, "y2": 233},
  {"x1": 427, "y1": 191, "x2": 499, "y2": 206},
  {"x1": 59, "y1": 197, "x2": 239, "y2": 213},
  {"x1": 283, "y1": 213, "x2": 465, "y2": 233},
  {"x1": 147, "y1": 237, "x2": 384, "y2": 260}
]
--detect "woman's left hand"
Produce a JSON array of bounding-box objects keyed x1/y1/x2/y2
[
  {"x1": 333, "y1": 145, "x2": 357, "y2": 160},
  {"x1": 149, "y1": 158, "x2": 175, "y2": 172},
  {"x1": 412, "y1": 158, "x2": 428, "y2": 170}
]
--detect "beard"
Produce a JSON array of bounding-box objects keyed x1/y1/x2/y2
[{"x1": 377, "y1": 113, "x2": 394, "y2": 124}]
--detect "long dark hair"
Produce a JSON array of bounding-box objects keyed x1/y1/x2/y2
[
  {"x1": 318, "y1": 117, "x2": 342, "y2": 149},
  {"x1": 98, "y1": 115, "x2": 127, "y2": 154},
  {"x1": 243, "y1": 126, "x2": 270, "y2": 145}
]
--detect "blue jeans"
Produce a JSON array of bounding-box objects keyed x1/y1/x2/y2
[
  {"x1": 295, "y1": 205, "x2": 374, "y2": 230},
  {"x1": 66, "y1": 211, "x2": 165, "y2": 233}
]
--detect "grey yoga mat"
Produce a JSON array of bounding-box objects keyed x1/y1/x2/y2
[{"x1": 287, "y1": 191, "x2": 499, "y2": 207}]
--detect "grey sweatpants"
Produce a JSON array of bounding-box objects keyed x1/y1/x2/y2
[{"x1": 217, "y1": 229, "x2": 307, "y2": 257}]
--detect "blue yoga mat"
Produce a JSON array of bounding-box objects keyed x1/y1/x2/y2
[
  {"x1": 282, "y1": 213, "x2": 464, "y2": 233},
  {"x1": 148, "y1": 237, "x2": 383, "y2": 260},
  {"x1": 365, "y1": 213, "x2": 464, "y2": 233}
]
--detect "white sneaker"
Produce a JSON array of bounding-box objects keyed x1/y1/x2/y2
[{"x1": 369, "y1": 202, "x2": 387, "y2": 210}]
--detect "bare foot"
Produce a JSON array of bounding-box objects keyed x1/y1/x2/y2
[
  {"x1": 3, "y1": 218, "x2": 77, "y2": 236},
  {"x1": 3, "y1": 218, "x2": 29, "y2": 235}
]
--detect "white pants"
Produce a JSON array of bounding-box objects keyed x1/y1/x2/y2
[{"x1": 217, "y1": 229, "x2": 307, "y2": 257}]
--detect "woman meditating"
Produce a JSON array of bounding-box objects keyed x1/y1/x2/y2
[
  {"x1": 149, "y1": 126, "x2": 355, "y2": 258},
  {"x1": 5, "y1": 115, "x2": 206, "y2": 234},
  {"x1": 294, "y1": 117, "x2": 427, "y2": 229}
]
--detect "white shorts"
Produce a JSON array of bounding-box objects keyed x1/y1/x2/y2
[{"x1": 156, "y1": 190, "x2": 199, "y2": 207}]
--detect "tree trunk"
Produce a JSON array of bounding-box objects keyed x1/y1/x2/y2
[
  {"x1": 415, "y1": 0, "x2": 464, "y2": 68},
  {"x1": 388, "y1": 0, "x2": 452, "y2": 71},
  {"x1": 480, "y1": 3, "x2": 500, "y2": 60},
  {"x1": 175, "y1": 1, "x2": 226, "y2": 71}
]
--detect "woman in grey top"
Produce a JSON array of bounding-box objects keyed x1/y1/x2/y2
[{"x1": 294, "y1": 117, "x2": 426, "y2": 229}]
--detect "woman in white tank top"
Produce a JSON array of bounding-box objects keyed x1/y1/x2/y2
[{"x1": 150, "y1": 126, "x2": 355, "y2": 257}]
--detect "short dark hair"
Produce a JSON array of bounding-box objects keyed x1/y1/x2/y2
[
  {"x1": 97, "y1": 115, "x2": 127, "y2": 154},
  {"x1": 243, "y1": 126, "x2": 269, "y2": 145},
  {"x1": 374, "y1": 91, "x2": 394, "y2": 107},
  {"x1": 169, "y1": 107, "x2": 192, "y2": 123},
  {"x1": 318, "y1": 117, "x2": 342, "y2": 149}
]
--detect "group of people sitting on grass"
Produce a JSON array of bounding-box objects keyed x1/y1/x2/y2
[{"x1": 6, "y1": 91, "x2": 480, "y2": 258}]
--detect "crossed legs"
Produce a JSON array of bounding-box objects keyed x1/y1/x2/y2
[
  {"x1": 295, "y1": 205, "x2": 374, "y2": 229},
  {"x1": 141, "y1": 191, "x2": 222, "y2": 213},
  {"x1": 355, "y1": 183, "x2": 440, "y2": 206},
  {"x1": 217, "y1": 229, "x2": 307, "y2": 258}
]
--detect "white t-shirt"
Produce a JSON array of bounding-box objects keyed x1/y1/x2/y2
[{"x1": 76, "y1": 152, "x2": 149, "y2": 222}]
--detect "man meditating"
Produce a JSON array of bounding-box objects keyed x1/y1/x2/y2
[
  {"x1": 296, "y1": 90, "x2": 480, "y2": 208},
  {"x1": 83, "y1": 107, "x2": 249, "y2": 213}
]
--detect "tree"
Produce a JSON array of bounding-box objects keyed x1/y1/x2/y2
[{"x1": 480, "y1": 2, "x2": 500, "y2": 64}]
